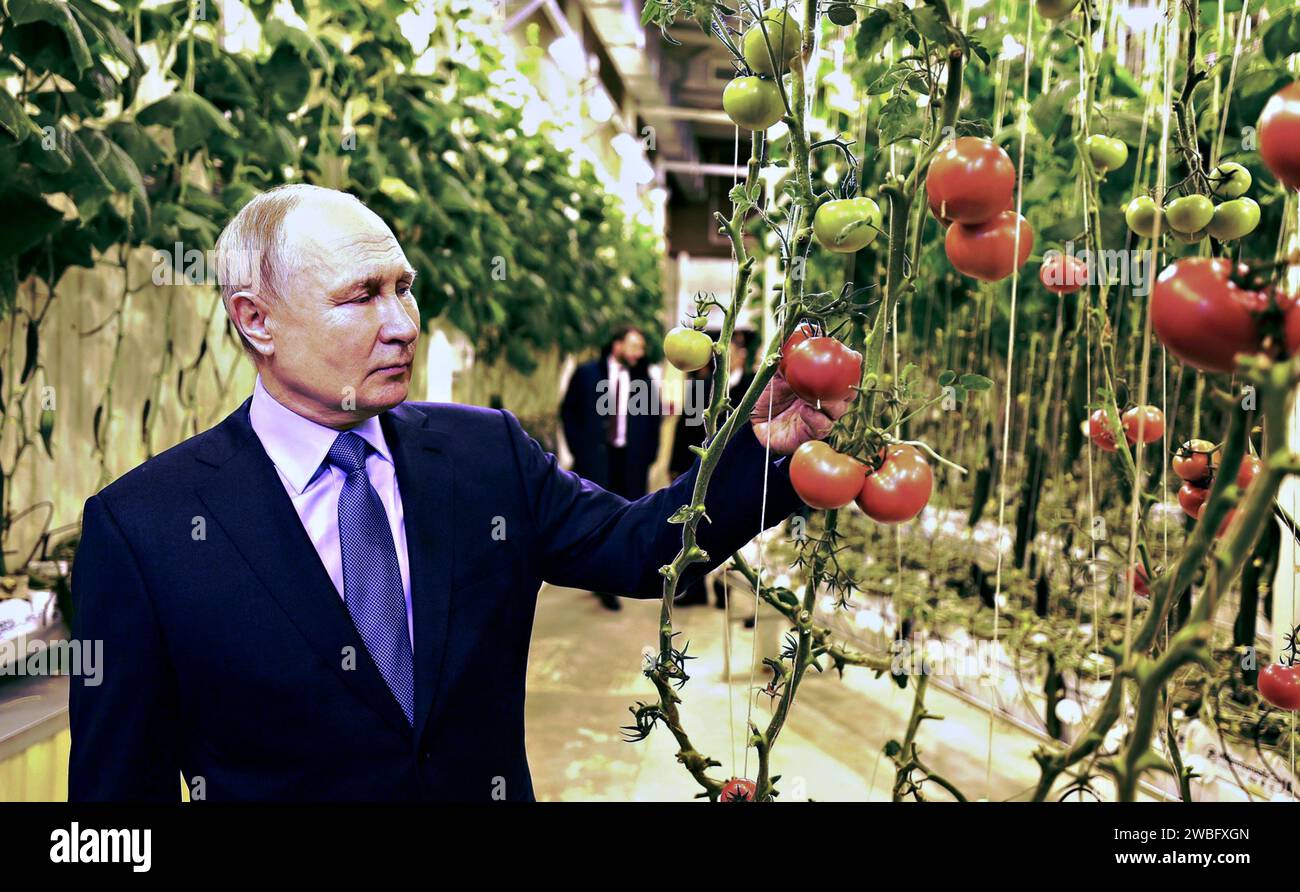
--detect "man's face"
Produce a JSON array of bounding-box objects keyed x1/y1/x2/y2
[
  {"x1": 256, "y1": 198, "x2": 420, "y2": 427},
  {"x1": 613, "y1": 330, "x2": 646, "y2": 367}
]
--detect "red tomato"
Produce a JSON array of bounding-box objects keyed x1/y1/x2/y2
[
  {"x1": 1121, "y1": 405, "x2": 1164, "y2": 445},
  {"x1": 856, "y1": 444, "x2": 933, "y2": 524},
  {"x1": 1259, "y1": 664, "x2": 1300, "y2": 710},
  {"x1": 1259, "y1": 81, "x2": 1300, "y2": 191},
  {"x1": 1177, "y1": 482, "x2": 1209, "y2": 520},
  {"x1": 1172, "y1": 438, "x2": 1218, "y2": 483},
  {"x1": 1128, "y1": 563, "x2": 1150, "y2": 598},
  {"x1": 926, "y1": 137, "x2": 1017, "y2": 224},
  {"x1": 783, "y1": 337, "x2": 862, "y2": 403},
  {"x1": 1039, "y1": 252, "x2": 1088, "y2": 295},
  {"x1": 789, "y1": 441, "x2": 868, "y2": 509},
  {"x1": 945, "y1": 211, "x2": 1034, "y2": 282},
  {"x1": 1286, "y1": 302, "x2": 1300, "y2": 357},
  {"x1": 1236, "y1": 454, "x2": 1263, "y2": 490},
  {"x1": 1217, "y1": 508, "x2": 1238, "y2": 538},
  {"x1": 719, "y1": 777, "x2": 757, "y2": 802},
  {"x1": 779, "y1": 321, "x2": 820, "y2": 375},
  {"x1": 928, "y1": 185, "x2": 1013, "y2": 228},
  {"x1": 1088, "y1": 408, "x2": 1119, "y2": 452},
  {"x1": 1150, "y1": 258, "x2": 1263, "y2": 373}
]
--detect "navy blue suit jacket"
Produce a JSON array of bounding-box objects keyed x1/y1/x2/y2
[
  {"x1": 68, "y1": 396, "x2": 800, "y2": 801},
  {"x1": 560, "y1": 358, "x2": 660, "y2": 491}
]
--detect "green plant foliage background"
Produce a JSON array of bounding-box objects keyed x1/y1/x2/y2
[{"x1": 0, "y1": 0, "x2": 665, "y2": 373}]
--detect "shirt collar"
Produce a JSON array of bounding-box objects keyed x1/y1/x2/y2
[{"x1": 248, "y1": 373, "x2": 393, "y2": 496}]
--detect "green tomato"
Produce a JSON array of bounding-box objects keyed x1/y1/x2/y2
[
  {"x1": 813, "y1": 197, "x2": 883, "y2": 253},
  {"x1": 1206, "y1": 197, "x2": 1261, "y2": 241},
  {"x1": 1125, "y1": 195, "x2": 1160, "y2": 238},
  {"x1": 1036, "y1": 0, "x2": 1081, "y2": 17},
  {"x1": 664, "y1": 326, "x2": 714, "y2": 372},
  {"x1": 1170, "y1": 226, "x2": 1207, "y2": 244},
  {"x1": 1086, "y1": 135, "x2": 1129, "y2": 173},
  {"x1": 722, "y1": 76, "x2": 784, "y2": 131},
  {"x1": 1164, "y1": 194, "x2": 1215, "y2": 233},
  {"x1": 742, "y1": 10, "x2": 802, "y2": 76},
  {"x1": 1207, "y1": 161, "x2": 1252, "y2": 199},
  {"x1": 691, "y1": 315, "x2": 709, "y2": 331}
]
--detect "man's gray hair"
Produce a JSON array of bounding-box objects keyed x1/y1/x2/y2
[{"x1": 214, "y1": 183, "x2": 365, "y2": 357}]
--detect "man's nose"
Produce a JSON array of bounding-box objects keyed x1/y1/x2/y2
[{"x1": 381, "y1": 292, "x2": 420, "y2": 341}]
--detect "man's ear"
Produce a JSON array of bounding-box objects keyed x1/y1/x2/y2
[{"x1": 230, "y1": 290, "x2": 275, "y2": 358}]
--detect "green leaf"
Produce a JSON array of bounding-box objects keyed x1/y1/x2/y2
[
  {"x1": 960, "y1": 374, "x2": 992, "y2": 392},
  {"x1": 938, "y1": 370, "x2": 956, "y2": 387},
  {"x1": 137, "y1": 91, "x2": 239, "y2": 154},
  {"x1": 1262, "y1": 7, "x2": 1300, "y2": 63},
  {"x1": 7, "y1": 0, "x2": 94, "y2": 75},
  {"x1": 0, "y1": 91, "x2": 41, "y2": 141}
]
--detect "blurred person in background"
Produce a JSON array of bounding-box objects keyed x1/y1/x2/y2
[
  {"x1": 669, "y1": 329, "x2": 756, "y2": 608},
  {"x1": 560, "y1": 325, "x2": 662, "y2": 611}
]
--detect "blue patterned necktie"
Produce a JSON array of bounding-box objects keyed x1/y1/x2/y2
[{"x1": 327, "y1": 431, "x2": 415, "y2": 726}]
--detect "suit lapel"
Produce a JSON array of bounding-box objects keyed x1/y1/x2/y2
[
  {"x1": 379, "y1": 407, "x2": 454, "y2": 748},
  {"x1": 194, "y1": 397, "x2": 452, "y2": 741}
]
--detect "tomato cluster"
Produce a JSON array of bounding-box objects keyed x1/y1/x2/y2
[
  {"x1": 790, "y1": 440, "x2": 933, "y2": 523},
  {"x1": 721, "y1": 11, "x2": 802, "y2": 132},
  {"x1": 1087, "y1": 405, "x2": 1163, "y2": 453},
  {"x1": 1126, "y1": 161, "x2": 1259, "y2": 245},
  {"x1": 928, "y1": 137, "x2": 1034, "y2": 282},
  {"x1": 1170, "y1": 438, "x2": 1260, "y2": 533}
]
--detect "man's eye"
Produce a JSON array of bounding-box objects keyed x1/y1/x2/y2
[
  {"x1": 352, "y1": 294, "x2": 372, "y2": 304},
  {"x1": 398, "y1": 283, "x2": 413, "y2": 296}
]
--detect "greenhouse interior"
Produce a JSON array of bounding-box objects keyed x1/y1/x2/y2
[{"x1": 1, "y1": 0, "x2": 1300, "y2": 853}]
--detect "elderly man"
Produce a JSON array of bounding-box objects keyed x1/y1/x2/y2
[{"x1": 68, "y1": 184, "x2": 845, "y2": 801}]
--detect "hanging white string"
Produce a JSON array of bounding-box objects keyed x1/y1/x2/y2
[{"x1": 985, "y1": 4, "x2": 1034, "y2": 803}]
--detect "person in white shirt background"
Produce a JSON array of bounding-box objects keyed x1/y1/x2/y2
[{"x1": 559, "y1": 325, "x2": 663, "y2": 611}]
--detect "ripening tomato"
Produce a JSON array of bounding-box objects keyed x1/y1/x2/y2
[
  {"x1": 1121, "y1": 405, "x2": 1164, "y2": 445},
  {"x1": 1259, "y1": 81, "x2": 1300, "y2": 191},
  {"x1": 1236, "y1": 455, "x2": 1263, "y2": 490},
  {"x1": 663, "y1": 326, "x2": 714, "y2": 372},
  {"x1": 779, "y1": 320, "x2": 819, "y2": 375},
  {"x1": 1259, "y1": 663, "x2": 1300, "y2": 711},
  {"x1": 789, "y1": 441, "x2": 868, "y2": 510},
  {"x1": 856, "y1": 444, "x2": 933, "y2": 524},
  {"x1": 783, "y1": 337, "x2": 862, "y2": 403},
  {"x1": 1039, "y1": 252, "x2": 1088, "y2": 294},
  {"x1": 1285, "y1": 301, "x2": 1300, "y2": 357},
  {"x1": 1089, "y1": 408, "x2": 1119, "y2": 452},
  {"x1": 1150, "y1": 258, "x2": 1263, "y2": 373},
  {"x1": 1128, "y1": 562, "x2": 1150, "y2": 598},
  {"x1": 926, "y1": 137, "x2": 1017, "y2": 225},
  {"x1": 1172, "y1": 438, "x2": 1218, "y2": 483},
  {"x1": 719, "y1": 777, "x2": 758, "y2": 802},
  {"x1": 1178, "y1": 482, "x2": 1209, "y2": 520},
  {"x1": 945, "y1": 211, "x2": 1034, "y2": 282}
]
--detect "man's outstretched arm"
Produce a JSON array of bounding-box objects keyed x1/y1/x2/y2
[
  {"x1": 68, "y1": 495, "x2": 183, "y2": 801},
  {"x1": 502, "y1": 374, "x2": 840, "y2": 597}
]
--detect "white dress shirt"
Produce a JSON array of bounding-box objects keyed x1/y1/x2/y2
[
  {"x1": 248, "y1": 374, "x2": 414, "y2": 648},
  {"x1": 606, "y1": 355, "x2": 631, "y2": 448}
]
